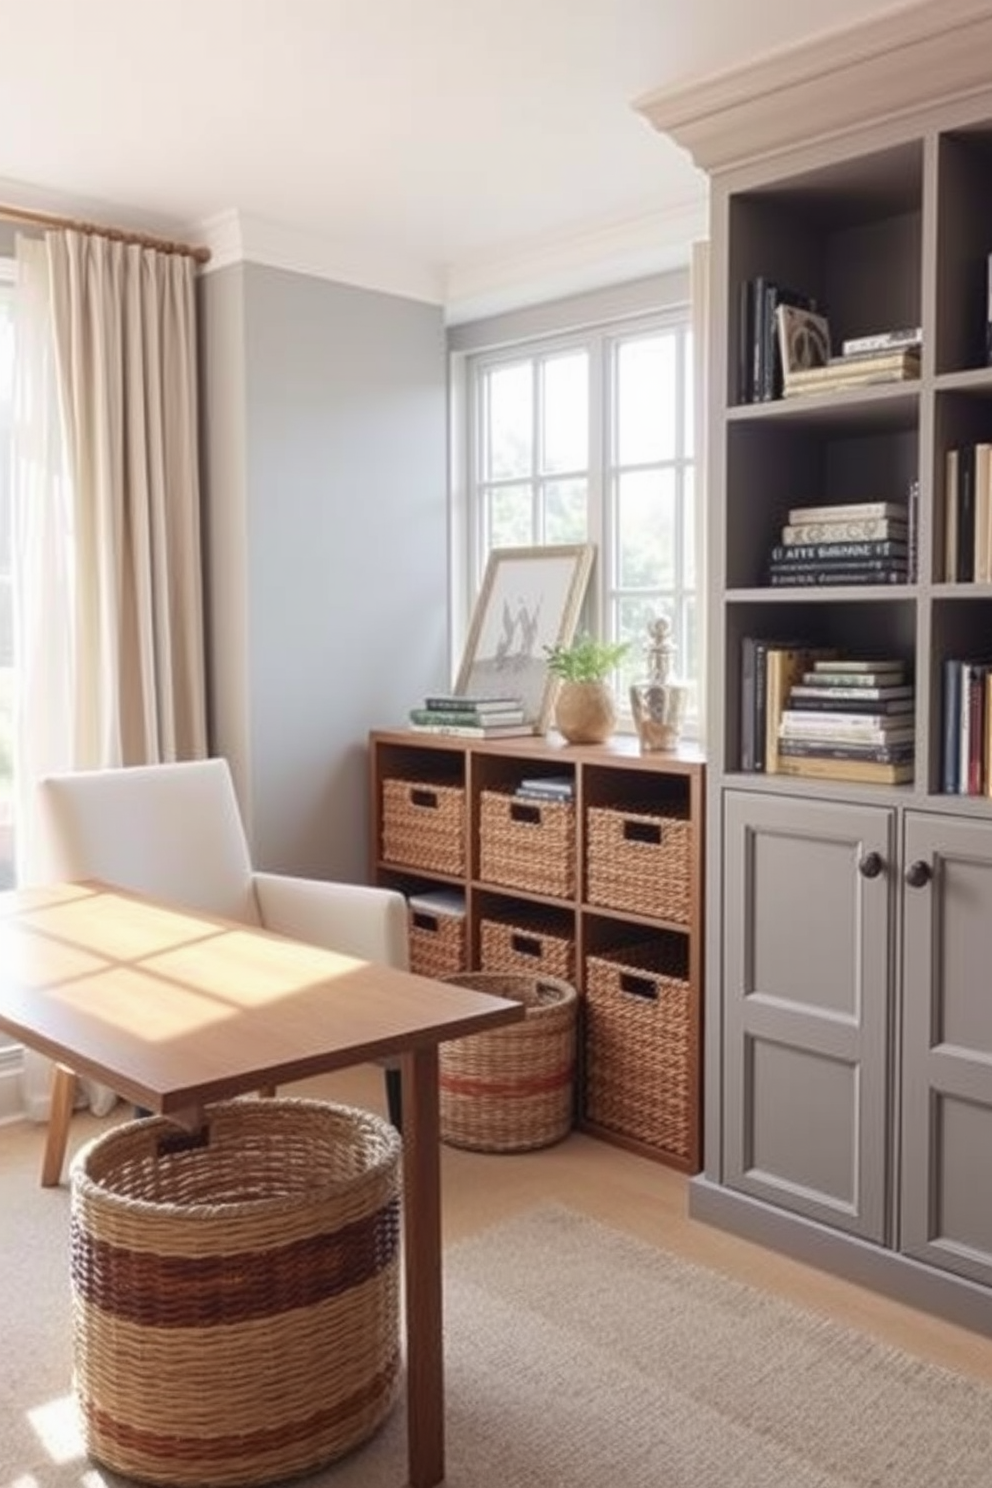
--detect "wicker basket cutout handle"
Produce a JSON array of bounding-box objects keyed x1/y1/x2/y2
[
  {"x1": 619, "y1": 971, "x2": 659, "y2": 1000},
  {"x1": 411, "y1": 910, "x2": 440, "y2": 932},
  {"x1": 623, "y1": 817, "x2": 662, "y2": 845},
  {"x1": 409, "y1": 786, "x2": 440, "y2": 810},
  {"x1": 509, "y1": 800, "x2": 542, "y2": 825},
  {"x1": 510, "y1": 931, "x2": 542, "y2": 958}
]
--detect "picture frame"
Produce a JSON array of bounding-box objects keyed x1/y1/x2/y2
[{"x1": 455, "y1": 543, "x2": 596, "y2": 732}]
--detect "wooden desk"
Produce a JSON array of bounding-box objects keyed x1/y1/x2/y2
[{"x1": 0, "y1": 880, "x2": 524, "y2": 1488}]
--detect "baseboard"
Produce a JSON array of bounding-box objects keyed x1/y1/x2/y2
[
  {"x1": 689, "y1": 1175, "x2": 992, "y2": 1337},
  {"x1": 0, "y1": 1045, "x2": 24, "y2": 1125}
]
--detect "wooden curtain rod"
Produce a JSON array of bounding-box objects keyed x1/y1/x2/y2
[{"x1": 0, "y1": 201, "x2": 211, "y2": 264}]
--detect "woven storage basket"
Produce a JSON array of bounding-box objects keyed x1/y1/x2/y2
[
  {"x1": 584, "y1": 942, "x2": 692, "y2": 1160},
  {"x1": 439, "y1": 972, "x2": 577, "y2": 1152},
  {"x1": 479, "y1": 790, "x2": 575, "y2": 898},
  {"x1": 408, "y1": 892, "x2": 467, "y2": 978},
  {"x1": 70, "y1": 1099, "x2": 402, "y2": 1488},
  {"x1": 480, "y1": 916, "x2": 576, "y2": 983},
  {"x1": 586, "y1": 803, "x2": 692, "y2": 923},
  {"x1": 382, "y1": 777, "x2": 465, "y2": 875}
]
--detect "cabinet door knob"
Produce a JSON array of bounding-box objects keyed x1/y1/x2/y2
[
  {"x1": 858, "y1": 851, "x2": 883, "y2": 879},
  {"x1": 904, "y1": 859, "x2": 932, "y2": 888}
]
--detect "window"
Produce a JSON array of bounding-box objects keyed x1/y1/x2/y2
[{"x1": 462, "y1": 306, "x2": 698, "y2": 726}]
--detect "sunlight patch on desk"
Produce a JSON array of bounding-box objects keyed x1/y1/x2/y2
[{"x1": 145, "y1": 930, "x2": 359, "y2": 1005}]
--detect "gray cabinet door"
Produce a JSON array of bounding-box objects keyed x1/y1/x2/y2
[
  {"x1": 724, "y1": 791, "x2": 894, "y2": 1242},
  {"x1": 901, "y1": 811, "x2": 992, "y2": 1286}
]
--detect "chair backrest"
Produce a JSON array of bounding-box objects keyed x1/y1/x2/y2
[{"x1": 36, "y1": 759, "x2": 261, "y2": 925}]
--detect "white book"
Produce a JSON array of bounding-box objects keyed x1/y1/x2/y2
[
  {"x1": 789, "y1": 684, "x2": 913, "y2": 703},
  {"x1": 975, "y1": 443, "x2": 992, "y2": 584},
  {"x1": 781, "y1": 517, "x2": 907, "y2": 545},
  {"x1": 841, "y1": 327, "x2": 922, "y2": 355},
  {"x1": 780, "y1": 722, "x2": 916, "y2": 746},
  {"x1": 781, "y1": 710, "x2": 911, "y2": 730},
  {"x1": 787, "y1": 501, "x2": 907, "y2": 524}
]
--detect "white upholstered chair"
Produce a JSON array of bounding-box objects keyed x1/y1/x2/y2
[{"x1": 35, "y1": 757, "x2": 408, "y2": 1185}]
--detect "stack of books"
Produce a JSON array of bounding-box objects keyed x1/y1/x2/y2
[
  {"x1": 775, "y1": 659, "x2": 915, "y2": 785},
  {"x1": 767, "y1": 500, "x2": 910, "y2": 587},
  {"x1": 779, "y1": 318, "x2": 921, "y2": 399},
  {"x1": 513, "y1": 775, "x2": 574, "y2": 803},
  {"x1": 407, "y1": 693, "x2": 535, "y2": 738}
]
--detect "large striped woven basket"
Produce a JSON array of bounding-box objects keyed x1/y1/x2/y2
[
  {"x1": 69, "y1": 1099, "x2": 402, "y2": 1488},
  {"x1": 439, "y1": 972, "x2": 577, "y2": 1152}
]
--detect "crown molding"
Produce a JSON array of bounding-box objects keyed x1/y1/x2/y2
[
  {"x1": 444, "y1": 195, "x2": 708, "y2": 325},
  {"x1": 196, "y1": 209, "x2": 445, "y2": 306},
  {"x1": 636, "y1": 0, "x2": 992, "y2": 176}
]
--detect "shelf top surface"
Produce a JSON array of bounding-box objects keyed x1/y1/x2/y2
[{"x1": 370, "y1": 728, "x2": 707, "y2": 772}]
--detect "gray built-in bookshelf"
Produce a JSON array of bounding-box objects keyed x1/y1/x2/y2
[{"x1": 641, "y1": 3, "x2": 992, "y2": 1333}]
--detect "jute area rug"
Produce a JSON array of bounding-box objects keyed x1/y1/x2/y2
[{"x1": 5, "y1": 1180, "x2": 992, "y2": 1487}]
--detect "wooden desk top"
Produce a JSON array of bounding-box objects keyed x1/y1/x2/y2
[{"x1": 0, "y1": 881, "x2": 523, "y2": 1115}]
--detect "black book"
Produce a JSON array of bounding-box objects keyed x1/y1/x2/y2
[
  {"x1": 779, "y1": 739, "x2": 916, "y2": 765},
  {"x1": 770, "y1": 540, "x2": 907, "y2": 563},
  {"x1": 751, "y1": 275, "x2": 772, "y2": 406},
  {"x1": 741, "y1": 637, "x2": 770, "y2": 770},
  {"x1": 906, "y1": 477, "x2": 920, "y2": 583},
  {"x1": 738, "y1": 279, "x2": 756, "y2": 404},
  {"x1": 787, "y1": 694, "x2": 914, "y2": 715},
  {"x1": 770, "y1": 568, "x2": 908, "y2": 587},
  {"x1": 768, "y1": 554, "x2": 908, "y2": 575},
  {"x1": 942, "y1": 658, "x2": 961, "y2": 793},
  {"x1": 957, "y1": 443, "x2": 976, "y2": 583}
]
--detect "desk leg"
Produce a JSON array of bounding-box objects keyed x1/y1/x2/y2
[
  {"x1": 401, "y1": 1045, "x2": 444, "y2": 1488},
  {"x1": 41, "y1": 1065, "x2": 77, "y2": 1188}
]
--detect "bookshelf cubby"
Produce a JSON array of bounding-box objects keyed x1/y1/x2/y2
[{"x1": 699, "y1": 75, "x2": 992, "y2": 1329}]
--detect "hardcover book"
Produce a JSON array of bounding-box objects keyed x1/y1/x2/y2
[
  {"x1": 780, "y1": 518, "x2": 908, "y2": 545},
  {"x1": 775, "y1": 755, "x2": 914, "y2": 786},
  {"x1": 841, "y1": 327, "x2": 922, "y2": 355},
  {"x1": 764, "y1": 645, "x2": 837, "y2": 774},
  {"x1": 811, "y1": 659, "x2": 906, "y2": 674},
  {"x1": 771, "y1": 540, "x2": 907, "y2": 563},
  {"x1": 770, "y1": 569, "x2": 907, "y2": 587},
  {"x1": 787, "y1": 502, "x2": 908, "y2": 523},
  {"x1": 789, "y1": 683, "x2": 913, "y2": 702}
]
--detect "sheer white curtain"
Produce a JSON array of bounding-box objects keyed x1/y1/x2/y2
[{"x1": 12, "y1": 229, "x2": 208, "y2": 1121}]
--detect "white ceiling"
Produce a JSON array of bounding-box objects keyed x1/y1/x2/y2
[{"x1": 0, "y1": 0, "x2": 920, "y2": 319}]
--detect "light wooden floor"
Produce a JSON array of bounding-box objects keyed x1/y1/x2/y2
[{"x1": 290, "y1": 1064, "x2": 992, "y2": 1386}]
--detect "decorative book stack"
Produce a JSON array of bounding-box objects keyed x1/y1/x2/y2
[
  {"x1": 775, "y1": 659, "x2": 915, "y2": 786},
  {"x1": 513, "y1": 775, "x2": 574, "y2": 804},
  {"x1": 767, "y1": 501, "x2": 910, "y2": 587},
  {"x1": 777, "y1": 313, "x2": 921, "y2": 399},
  {"x1": 407, "y1": 693, "x2": 535, "y2": 738}
]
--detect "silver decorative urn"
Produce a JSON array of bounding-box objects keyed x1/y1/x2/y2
[{"x1": 629, "y1": 615, "x2": 688, "y2": 752}]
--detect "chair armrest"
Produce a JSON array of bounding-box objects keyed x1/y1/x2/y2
[{"x1": 252, "y1": 872, "x2": 409, "y2": 970}]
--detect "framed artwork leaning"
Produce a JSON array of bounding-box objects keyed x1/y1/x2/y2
[{"x1": 455, "y1": 544, "x2": 596, "y2": 732}]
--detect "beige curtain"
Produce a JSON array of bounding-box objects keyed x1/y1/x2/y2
[
  {"x1": 13, "y1": 228, "x2": 207, "y2": 1118},
  {"x1": 47, "y1": 228, "x2": 207, "y2": 765}
]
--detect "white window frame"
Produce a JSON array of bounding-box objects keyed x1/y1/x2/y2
[{"x1": 450, "y1": 281, "x2": 700, "y2": 736}]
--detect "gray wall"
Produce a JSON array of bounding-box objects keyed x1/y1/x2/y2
[{"x1": 200, "y1": 262, "x2": 448, "y2": 882}]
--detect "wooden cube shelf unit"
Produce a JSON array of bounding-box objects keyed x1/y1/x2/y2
[{"x1": 368, "y1": 729, "x2": 706, "y2": 1172}]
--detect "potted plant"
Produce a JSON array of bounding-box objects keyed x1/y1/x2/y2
[{"x1": 544, "y1": 633, "x2": 630, "y2": 744}]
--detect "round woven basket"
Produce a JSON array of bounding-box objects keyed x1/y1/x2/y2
[
  {"x1": 69, "y1": 1099, "x2": 402, "y2": 1488},
  {"x1": 439, "y1": 972, "x2": 577, "y2": 1152}
]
